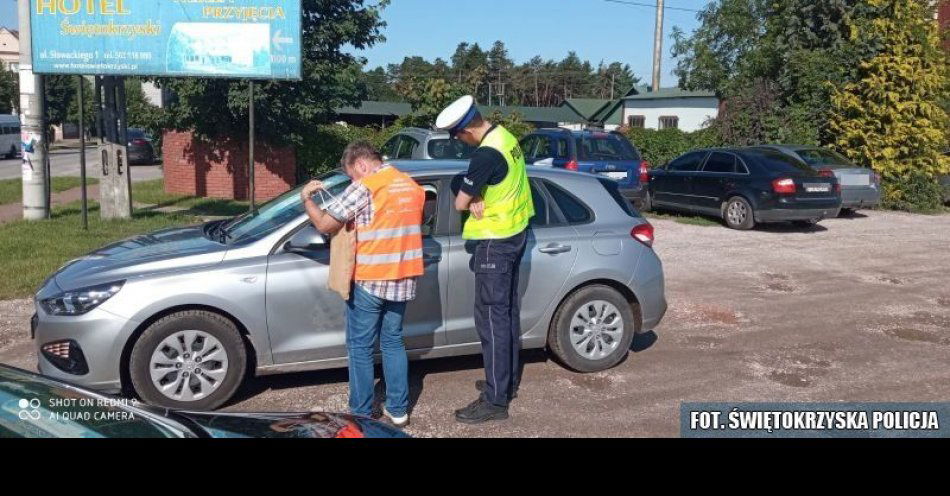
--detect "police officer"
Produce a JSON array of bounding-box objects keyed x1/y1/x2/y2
[{"x1": 436, "y1": 95, "x2": 534, "y2": 424}]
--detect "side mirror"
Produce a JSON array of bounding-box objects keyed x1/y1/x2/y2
[{"x1": 284, "y1": 226, "x2": 327, "y2": 253}]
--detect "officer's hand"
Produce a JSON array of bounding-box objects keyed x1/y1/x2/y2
[
  {"x1": 301, "y1": 180, "x2": 325, "y2": 200},
  {"x1": 470, "y1": 199, "x2": 485, "y2": 220}
]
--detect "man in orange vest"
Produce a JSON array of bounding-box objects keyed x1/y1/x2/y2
[{"x1": 300, "y1": 141, "x2": 425, "y2": 428}]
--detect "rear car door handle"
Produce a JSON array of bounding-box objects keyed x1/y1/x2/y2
[{"x1": 539, "y1": 244, "x2": 571, "y2": 254}]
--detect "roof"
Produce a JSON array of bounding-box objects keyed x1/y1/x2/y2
[
  {"x1": 335, "y1": 101, "x2": 411, "y2": 117},
  {"x1": 0, "y1": 27, "x2": 17, "y2": 39},
  {"x1": 478, "y1": 104, "x2": 582, "y2": 124},
  {"x1": 623, "y1": 86, "x2": 716, "y2": 101},
  {"x1": 562, "y1": 99, "x2": 614, "y2": 121}
]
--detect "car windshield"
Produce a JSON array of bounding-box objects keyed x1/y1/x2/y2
[
  {"x1": 794, "y1": 148, "x2": 854, "y2": 168},
  {"x1": 576, "y1": 135, "x2": 640, "y2": 161},
  {"x1": 220, "y1": 170, "x2": 352, "y2": 244},
  {"x1": 427, "y1": 138, "x2": 475, "y2": 160},
  {"x1": 0, "y1": 367, "x2": 184, "y2": 438}
]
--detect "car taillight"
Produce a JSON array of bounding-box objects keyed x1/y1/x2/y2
[
  {"x1": 772, "y1": 178, "x2": 796, "y2": 194},
  {"x1": 565, "y1": 160, "x2": 578, "y2": 171},
  {"x1": 639, "y1": 162, "x2": 650, "y2": 183},
  {"x1": 835, "y1": 182, "x2": 842, "y2": 193},
  {"x1": 818, "y1": 168, "x2": 834, "y2": 178},
  {"x1": 132, "y1": 139, "x2": 148, "y2": 145},
  {"x1": 631, "y1": 223, "x2": 654, "y2": 248}
]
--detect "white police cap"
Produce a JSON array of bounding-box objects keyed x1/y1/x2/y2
[{"x1": 435, "y1": 95, "x2": 479, "y2": 137}]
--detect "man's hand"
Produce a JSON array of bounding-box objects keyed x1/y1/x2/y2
[
  {"x1": 300, "y1": 180, "x2": 325, "y2": 201},
  {"x1": 470, "y1": 198, "x2": 485, "y2": 219}
]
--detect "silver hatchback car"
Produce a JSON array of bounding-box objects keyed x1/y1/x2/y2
[
  {"x1": 32, "y1": 162, "x2": 667, "y2": 410},
  {"x1": 381, "y1": 127, "x2": 476, "y2": 161}
]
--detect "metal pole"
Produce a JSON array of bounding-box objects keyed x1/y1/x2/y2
[
  {"x1": 78, "y1": 76, "x2": 87, "y2": 230},
  {"x1": 19, "y1": 0, "x2": 50, "y2": 221},
  {"x1": 248, "y1": 80, "x2": 255, "y2": 213},
  {"x1": 652, "y1": 0, "x2": 665, "y2": 92}
]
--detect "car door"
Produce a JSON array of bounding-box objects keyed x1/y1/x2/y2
[
  {"x1": 264, "y1": 178, "x2": 448, "y2": 365},
  {"x1": 443, "y1": 177, "x2": 579, "y2": 345},
  {"x1": 691, "y1": 151, "x2": 737, "y2": 213},
  {"x1": 653, "y1": 151, "x2": 707, "y2": 210}
]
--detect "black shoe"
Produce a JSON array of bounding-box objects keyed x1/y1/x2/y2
[
  {"x1": 454, "y1": 397, "x2": 509, "y2": 424},
  {"x1": 454, "y1": 396, "x2": 484, "y2": 416},
  {"x1": 475, "y1": 380, "x2": 519, "y2": 400}
]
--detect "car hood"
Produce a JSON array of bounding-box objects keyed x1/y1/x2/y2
[
  {"x1": 171, "y1": 411, "x2": 409, "y2": 438},
  {"x1": 54, "y1": 223, "x2": 228, "y2": 291}
]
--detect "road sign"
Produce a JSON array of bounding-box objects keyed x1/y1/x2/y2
[{"x1": 29, "y1": 0, "x2": 302, "y2": 80}]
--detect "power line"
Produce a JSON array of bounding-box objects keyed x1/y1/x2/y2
[{"x1": 603, "y1": 0, "x2": 702, "y2": 13}]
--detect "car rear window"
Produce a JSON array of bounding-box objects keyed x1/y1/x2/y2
[
  {"x1": 576, "y1": 135, "x2": 641, "y2": 161},
  {"x1": 127, "y1": 129, "x2": 146, "y2": 139},
  {"x1": 545, "y1": 182, "x2": 592, "y2": 224},
  {"x1": 597, "y1": 178, "x2": 638, "y2": 218},
  {"x1": 751, "y1": 149, "x2": 818, "y2": 175},
  {"x1": 794, "y1": 148, "x2": 854, "y2": 168},
  {"x1": 427, "y1": 139, "x2": 474, "y2": 160}
]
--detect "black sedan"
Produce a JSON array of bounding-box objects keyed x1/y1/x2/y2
[
  {"x1": 644, "y1": 147, "x2": 841, "y2": 230},
  {"x1": 0, "y1": 364, "x2": 408, "y2": 438},
  {"x1": 127, "y1": 127, "x2": 157, "y2": 165}
]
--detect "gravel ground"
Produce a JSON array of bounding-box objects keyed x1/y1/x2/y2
[{"x1": 2, "y1": 209, "x2": 949, "y2": 437}]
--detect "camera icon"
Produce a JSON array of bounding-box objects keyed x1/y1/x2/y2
[{"x1": 18, "y1": 398, "x2": 41, "y2": 421}]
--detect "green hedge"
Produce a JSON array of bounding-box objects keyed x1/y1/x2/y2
[{"x1": 623, "y1": 127, "x2": 721, "y2": 168}]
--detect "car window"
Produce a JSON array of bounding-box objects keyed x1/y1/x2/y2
[
  {"x1": 427, "y1": 139, "x2": 474, "y2": 160},
  {"x1": 555, "y1": 138, "x2": 570, "y2": 159},
  {"x1": 225, "y1": 170, "x2": 351, "y2": 244},
  {"x1": 528, "y1": 181, "x2": 550, "y2": 227},
  {"x1": 702, "y1": 152, "x2": 737, "y2": 173},
  {"x1": 576, "y1": 135, "x2": 639, "y2": 161},
  {"x1": 394, "y1": 136, "x2": 419, "y2": 159},
  {"x1": 752, "y1": 149, "x2": 817, "y2": 175},
  {"x1": 418, "y1": 182, "x2": 439, "y2": 236},
  {"x1": 520, "y1": 136, "x2": 538, "y2": 160},
  {"x1": 668, "y1": 151, "x2": 707, "y2": 172},
  {"x1": 794, "y1": 148, "x2": 854, "y2": 168},
  {"x1": 597, "y1": 178, "x2": 637, "y2": 217},
  {"x1": 533, "y1": 136, "x2": 553, "y2": 160},
  {"x1": 381, "y1": 136, "x2": 399, "y2": 159},
  {"x1": 545, "y1": 181, "x2": 592, "y2": 224},
  {"x1": 127, "y1": 129, "x2": 146, "y2": 139}
]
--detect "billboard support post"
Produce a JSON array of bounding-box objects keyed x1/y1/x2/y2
[
  {"x1": 78, "y1": 75, "x2": 87, "y2": 230},
  {"x1": 19, "y1": 0, "x2": 49, "y2": 221},
  {"x1": 98, "y1": 76, "x2": 131, "y2": 220},
  {"x1": 249, "y1": 80, "x2": 255, "y2": 213}
]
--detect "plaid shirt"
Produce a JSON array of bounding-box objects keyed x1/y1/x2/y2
[{"x1": 324, "y1": 165, "x2": 418, "y2": 302}]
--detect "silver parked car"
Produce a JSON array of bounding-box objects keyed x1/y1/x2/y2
[
  {"x1": 381, "y1": 127, "x2": 476, "y2": 161},
  {"x1": 32, "y1": 162, "x2": 666, "y2": 410},
  {"x1": 766, "y1": 145, "x2": 880, "y2": 215}
]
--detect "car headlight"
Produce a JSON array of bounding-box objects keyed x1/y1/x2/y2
[{"x1": 40, "y1": 281, "x2": 125, "y2": 316}]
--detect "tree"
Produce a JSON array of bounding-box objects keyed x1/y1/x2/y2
[
  {"x1": 828, "y1": 0, "x2": 950, "y2": 210},
  {"x1": 155, "y1": 0, "x2": 387, "y2": 147},
  {"x1": 0, "y1": 68, "x2": 17, "y2": 114}
]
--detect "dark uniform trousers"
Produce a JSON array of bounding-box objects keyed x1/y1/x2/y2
[{"x1": 473, "y1": 229, "x2": 528, "y2": 407}]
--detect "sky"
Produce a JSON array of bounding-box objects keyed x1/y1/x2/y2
[{"x1": 0, "y1": 0, "x2": 711, "y2": 88}]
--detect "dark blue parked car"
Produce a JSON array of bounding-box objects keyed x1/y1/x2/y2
[{"x1": 520, "y1": 128, "x2": 649, "y2": 208}]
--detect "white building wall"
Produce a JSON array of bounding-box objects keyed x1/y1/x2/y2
[
  {"x1": 621, "y1": 96, "x2": 719, "y2": 132},
  {"x1": 142, "y1": 81, "x2": 166, "y2": 108}
]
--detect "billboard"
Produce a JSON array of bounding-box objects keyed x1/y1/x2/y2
[{"x1": 29, "y1": 0, "x2": 302, "y2": 80}]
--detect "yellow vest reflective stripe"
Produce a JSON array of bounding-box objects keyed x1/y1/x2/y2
[{"x1": 462, "y1": 126, "x2": 535, "y2": 240}]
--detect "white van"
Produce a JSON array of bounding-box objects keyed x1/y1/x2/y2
[{"x1": 0, "y1": 114, "x2": 21, "y2": 159}]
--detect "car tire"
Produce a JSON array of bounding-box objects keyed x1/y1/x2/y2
[
  {"x1": 129, "y1": 310, "x2": 247, "y2": 410},
  {"x1": 792, "y1": 219, "x2": 819, "y2": 228},
  {"x1": 723, "y1": 196, "x2": 755, "y2": 230},
  {"x1": 548, "y1": 285, "x2": 637, "y2": 373},
  {"x1": 839, "y1": 208, "x2": 855, "y2": 217}
]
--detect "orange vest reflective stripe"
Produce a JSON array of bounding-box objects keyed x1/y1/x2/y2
[{"x1": 354, "y1": 166, "x2": 425, "y2": 281}]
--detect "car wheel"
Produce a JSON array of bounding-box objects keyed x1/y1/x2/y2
[
  {"x1": 839, "y1": 208, "x2": 855, "y2": 217},
  {"x1": 129, "y1": 310, "x2": 247, "y2": 410},
  {"x1": 548, "y1": 285, "x2": 637, "y2": 373},
  {"x1": 724, "y1": 196, "x2": 755, "y2": 230}
]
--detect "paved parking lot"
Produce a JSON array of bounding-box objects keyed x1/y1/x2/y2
[{"x1": 1, "y1": 209, "x2": 948, "y2": 437}]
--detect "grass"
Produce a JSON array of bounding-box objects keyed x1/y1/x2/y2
[
  {"x1": 644, "y1": 209, "x2": 721, "y2": 227},
  {"x1": 132, "y1": 179, "x2": 248, "y2": 217},
  {"x1": 0, "y1": 177, "x2": 100, "y2": 206},
  {"x1": 0, "y1": 201, "x2": 205, "y2": 300}
]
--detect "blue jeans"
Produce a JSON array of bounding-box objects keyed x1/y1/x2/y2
[{"x1": 345, "y1": 284, "x2": 409, "y2": 417}]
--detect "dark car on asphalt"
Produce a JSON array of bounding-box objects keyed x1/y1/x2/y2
[
  {"x1": 127, "y1": 127, "x2": 157, "y2": 165},
  {"x1": 645, "y1": 147, "x2": 842, "y2": 230},
  {"x1": 763, "y1": 145, "x2": 880, "y2": 215},
  {"x1": 520, "y1": 128, "x2": 650, "y2": 208},
  {"x1": 0, "y1": 364, "x2": 408, "y2": 438}
]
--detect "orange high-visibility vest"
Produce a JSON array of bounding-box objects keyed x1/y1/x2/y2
[{"x1": 354, "y1": 166, "x2": 425, "y2": 281}]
